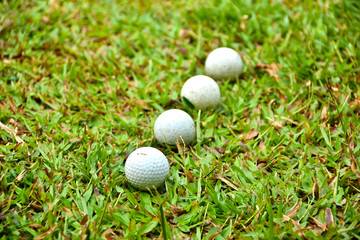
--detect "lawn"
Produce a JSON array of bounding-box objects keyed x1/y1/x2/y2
[{"x1": 1, "y1": 0, "x2": 360, "y2": 239}]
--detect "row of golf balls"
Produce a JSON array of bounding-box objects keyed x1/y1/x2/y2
[{"x1": 125, "y1": 47, "x2": 244, "y2": 190}]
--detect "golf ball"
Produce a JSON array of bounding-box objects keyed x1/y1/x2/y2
[
  {"x1": 154, "y1": 109, "x2": 195, "y2": 146},
  {"x1": 181, "y1": 75, "x2": 221, "y2": 110},
  {"x1": 205, "y1": 47, "x2": 243, "y2": 80},
  {"x1": 125, "y1": 147, "x2": 169, "y2": 191}
]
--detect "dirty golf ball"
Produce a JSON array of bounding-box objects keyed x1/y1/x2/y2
[
  {"x1": 154, "y1": 109, "x2": 195, "y2": 146},
  {"x1": 125, "y1": 147, "x2": 169, "y2": 191},
  {"x1": 181, "y1": 75, "x2": 220, "y2": 110},
  {"x1": 205, "y1": 47, "x2": 243, "y2": 80}
]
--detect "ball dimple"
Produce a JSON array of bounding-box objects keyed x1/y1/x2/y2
[
  {"x1": 181, "y1": 75, "x2": 220, "y2": 110},
  {"x1": 205, "y1": 47, "x2": 243, "y2": 80},
  {"x1": 125, "y1": 147, "x2": 169, "y2": 191},
  {"x1": 154, "y1": 109, "x2": 195, "y2": 146}
]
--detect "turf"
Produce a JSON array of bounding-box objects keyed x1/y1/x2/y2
[{"x1": 0, "y1": 0, "x2": 360, "y2": 239}]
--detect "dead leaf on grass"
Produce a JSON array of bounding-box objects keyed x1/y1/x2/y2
[
  {"x1": 291, "y1": 219, "x2": 303, "y2": 234},
  {"x1": 282, "y1": 200, "x2": 301, "y2": 222},
  {"x1": 80, "y1": 214, "x2": 88, "y2": 225},
  {"x1": 217, "y1": 175, "x2": 239, "y2": 191},
  {"x1": 0, "y1": 208, "x2": 16, "y2": 219},
  {"x1": 214, "y1": 146, "x2": 225, "y2": 154},
  {"x1": 350, "y1": 157, "x2": 360, "y2": 180},
  {"x1": 30, "y1": 204, "x2": 43, "y2": 212},
  {"x1": 240, "y1": 15, "x2": 249, "y2": 31},
  {"x1": 350, "y1": 96, "x2": 360, "y2": 110},
  {"x1": 137, "y1": 138, "x2": 152, "y2": 145},
  {"x1": 94, "y1": 188, "x2": 100, "y2": 197},
  {"x1": 203, "y1": 145, "x2": 221, "y2": 157},
  {"x1": 255, "y1": 62, "x2": 282, "y2": 81},
  {"x1": 34, "y1": 224, "x2": 57, "y2": 240},
  {"x1": 313, "y1": 177, "x2": 320, "y2": 200},
  {"x1": 0, "y1": 121, "x2": 24, "y2": 144},
  {"x1": 29, "y1": 223, "x2": 43, "y2": 229},
  {"x1": 15, "y1": 170, "x2": 26, "y2": 182},
  {"x1": 330, "y1": 126, "x2": 338, "y2": 134},
  {"x1": 130, "y1": 98, "x2": 149, "y2": 110},
  {"x1": 69, "y1": 138, "x2": 81, "y2": 143},
  {"x1": 272, "y1": 121, "x2": 283, "y2": 129},
  {"x1": 169, "y1": 205, "x2": 186, "y2": 217},
  {"x1": 175, "y1": 42, "x2": 187, "y2": 55},
  {"x1": 9, "y1": 118, "x2": 24, "y2": 133},
  {"x1": 179, "y1": 28, "x2": 187, "y2": 38},
  {"x1": 325, "y1": 208, "x2": 334, "y2": 228},
  {"x1": 259, "y1": 141, "x2": 266, "y2": 150},
  {"x1": 329, "y1": 177, "x2": 337, "y2": 190},
  {"x1": 310, "y1": 216, "x2": 326, "y2": 232},
  {"x1": 277, "y1": 116, "x2": 297, "y2": 126},
  {"x1": 321, "y1": 106, "x2": 328, "y2": 120},
  {"x1": 246, "y1": 129, "x2": 259, "y2": 140}
]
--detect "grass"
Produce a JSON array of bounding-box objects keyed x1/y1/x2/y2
[{"x1": 0, "y1": 0, "x2": 359, "y2": 239}]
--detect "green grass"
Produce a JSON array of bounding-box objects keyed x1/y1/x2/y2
[{"x1": 1, "y1": 0, "x2": 360, "y2": 239}]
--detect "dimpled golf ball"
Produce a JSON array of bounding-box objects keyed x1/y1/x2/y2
[
  {"x1": 181, "y1": 75, "x2": 221, "y2": 110},
  {"x1": 125, "y1": 147, "x2": 169, "y2": 191},
  {"x1": 154, "y1": 109, "x2": 195, "y2": 146},
  {"x1": 205, "y1": 47, "x2": 243, "y2": 80}
]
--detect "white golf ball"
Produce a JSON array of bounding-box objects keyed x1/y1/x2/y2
[
  {"x1": 205, "y1": 47, "x2": 243, "y2": 80},
  {"x1": 154, "y1": 109, "x2": 195, "y2": 146},
  {"x1": 181, "y1": 75, "x2": 221, "y2": 110},
  {"x1": 125, "y1": 147, "x2": 169, "y2": 191}
]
